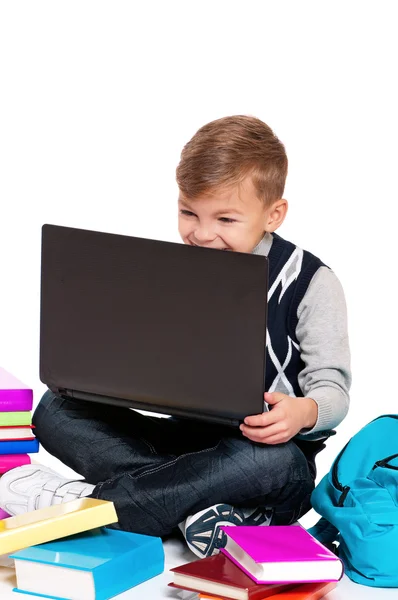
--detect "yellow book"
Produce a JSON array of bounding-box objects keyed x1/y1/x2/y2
[{"x1": 0, "y1": 498, "x2": 117, "y2": 555}]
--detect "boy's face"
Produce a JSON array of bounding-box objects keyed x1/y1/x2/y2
[{"x1": 178, "y1": 176, "x2": 285, "y2": 254}]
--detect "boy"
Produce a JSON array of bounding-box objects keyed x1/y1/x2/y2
[{"x1": 0, "y1": 116, "x2": 351, "y2": 558}]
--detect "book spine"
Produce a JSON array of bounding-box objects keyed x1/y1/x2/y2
[
  {"x1": 0, "y1": 438, "x2": 39, "y2": 455},
  {"x1": 0, "y1": 454, "x2": 31, "y2": 474},
  {"x1": 0, "y1": 390, "x2": 33, "y2": 412},
  {"x1": 0, "y1": 412, "x2": 32, "y2": 427}
]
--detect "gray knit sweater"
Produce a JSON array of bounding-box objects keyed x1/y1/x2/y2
[{"x1": 253, "y1": 233, "x2": 351, "y2": 436}]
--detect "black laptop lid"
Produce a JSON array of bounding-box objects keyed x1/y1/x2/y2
[{"x1": 40, "y1": 224, "x2": 268, "y2": 426}]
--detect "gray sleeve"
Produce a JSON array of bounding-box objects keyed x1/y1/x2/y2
[{"x1": 295, "y1": 267, "x2": 351, "y2": 436}]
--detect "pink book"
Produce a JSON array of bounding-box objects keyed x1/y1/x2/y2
[
  {"x1": 0, "y1": 508, "x2": 11, "y2": 519},
  {"x1": 0, "y1": 367, "x2": 33, "y2": 412},
  {"x1": 0, "y1": 453, "x2": 31, "y2": 474},
  {"x1": 220, "y1": 526, "x2": 343, "y2": 584}
]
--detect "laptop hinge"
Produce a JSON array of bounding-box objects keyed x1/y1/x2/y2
[
  {"x1": 50, "y1": 386, "x2": 72, "y2": 398},
  {"x1": 51, "y1": 387, "x2": 240, "y2": 428}
]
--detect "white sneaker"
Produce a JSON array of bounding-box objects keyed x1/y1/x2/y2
[{"x1": 0, "y1": 464, "x2": 95, "y2": 516}]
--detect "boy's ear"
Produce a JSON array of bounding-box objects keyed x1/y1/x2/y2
[{"x1": 264, "y1": 199, "x2": 288, "y2": 232}]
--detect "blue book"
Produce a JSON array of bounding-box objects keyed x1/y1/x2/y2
[
  {"x1": 10, "y1": 527, "x2": 164, "y2": 600},
  {"x1": 0, "y1": 438, "x2": 39, "y2": 454}
]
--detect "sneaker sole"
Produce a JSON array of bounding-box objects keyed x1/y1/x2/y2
[{"x1": 185, "y1": 503, "x2": 244, "y2": 558}]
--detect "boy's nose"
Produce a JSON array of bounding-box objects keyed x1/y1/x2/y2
[{"x1": 193, "y1": 226, "x2": 215, "y2": 244}]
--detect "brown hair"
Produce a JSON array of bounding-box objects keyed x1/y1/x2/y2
[{"x1": 176, "y1": 115, "x2": 288, "y2": 205}]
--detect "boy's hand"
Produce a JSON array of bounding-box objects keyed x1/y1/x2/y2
[{"x1": 239, "y1": 392, "x2": 318, "y2": 445}]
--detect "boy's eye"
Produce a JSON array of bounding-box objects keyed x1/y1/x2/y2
[
  {"x1": 180, "y1": 209, "x2": 196, "y2": 217},
  {"x1": 218, "y1": 217, "x2": 236, "y2": 223}
]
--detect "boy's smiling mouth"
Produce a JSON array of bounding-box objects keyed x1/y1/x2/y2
[{"x1": 190, "y1": 242, "x2": 232, "y2": 251}]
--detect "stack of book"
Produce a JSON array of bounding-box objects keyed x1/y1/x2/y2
[
  {"x1": 0, "y1": 498, "x2": 164, "y2": 598},
  {"x1": 169, "y1": 525, "x2": 343, "y2": 600},
  {"x1": 0, "y1": 367, "x2": 39, "y2": 470},
  {"x1": 0, "y1": 367, "x2": 40, "y2": 521}
]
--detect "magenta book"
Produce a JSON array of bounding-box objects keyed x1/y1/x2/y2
[
  {"x1": 220, "y1": 525, "x2": 343, "y2": 584},
  {"x1": 0, "y1": 453, "x2": 31, "y2": 474},
  {"x1": 0, "y1": 367, "x2": 33, "y2": 412}
]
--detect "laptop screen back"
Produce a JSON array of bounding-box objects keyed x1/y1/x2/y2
[{"x1": 40, "y1": 224, "x2": 268, "y2": 426}]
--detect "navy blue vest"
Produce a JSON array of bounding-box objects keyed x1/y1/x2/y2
[{"x1": 265, "y1": 234, "x2": 326, "y2": 397}]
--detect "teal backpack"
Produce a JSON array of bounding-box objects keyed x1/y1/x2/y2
[{"x1": 308, "y1": 415, "x2": 398, "y2": 588}]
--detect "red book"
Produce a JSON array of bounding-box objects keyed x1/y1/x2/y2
[
  {"x1": 0, "y1": 425, "x2": 35, "y2": 441},
  {"x1": 169, "y1": 552, "x2": 296, "y2": 600},
  {"x1": 198, "y1": 581, "x2": 337, "y2": 600}
]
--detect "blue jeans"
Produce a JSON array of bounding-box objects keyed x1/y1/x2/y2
[{"x1": 33, "y1": 390, "x2": 320, "y2": 537}]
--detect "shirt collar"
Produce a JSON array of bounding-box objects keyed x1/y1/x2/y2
[{"x1": 251, "y1": 232, "x2": 273, "y2": 257}]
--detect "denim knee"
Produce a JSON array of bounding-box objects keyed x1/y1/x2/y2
[
  {"x1": 271, "y1": 441, "x2": 314, "y2": 493},
  {"x1": 275, "y1": 440, "x2": 313, "y2": 482},
  {"x1": 252, "y1": 440, "x2": 312, "y2": 488},
  {"x1": 266, "y1": 442, "x2": 315, "y2": 524}
]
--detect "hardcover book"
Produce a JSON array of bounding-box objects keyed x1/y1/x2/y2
[
  {"x1": 198, "y1": 581, "x2": 337, "y2": 600},
  {"x1": 0, "y1": 368, "x2": 33, "y2": 412},
  {"x1": 0, "y1": 438, "x2": 39, "y2": 455},
  {"x1": 11, "y1": 527, "x2": 164, "y2": 600},
  {"x1": 0, "y1": 498, "x2": 117, "y2": 555},
  {"x1": 0, "y1": 454, "x2": 31, "y2": 474},
  {"x1": 0, "y1": 426, "x2": 35, "y2": 441},
  {"x1": 169, "y1": 552, "x2": 295, "y2": 600},
  {"x1": 0, "y1": 411, "x2": 32, "y2": 427},
  {"x1": 220, "y1": 526, "x2": 343, "y2": 584}
]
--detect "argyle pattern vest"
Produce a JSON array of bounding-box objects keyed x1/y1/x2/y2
[{"x1": 265, "y1": 233, "x2": 326, "y2": 397}]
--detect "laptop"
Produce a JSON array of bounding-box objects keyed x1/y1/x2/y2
[{"x1": 39, "y1": 224, "x2": 268, "y2": 427}]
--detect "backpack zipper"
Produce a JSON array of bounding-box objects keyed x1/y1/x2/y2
[
  {"x1": 331, "y1": 415, "x2": 398, "y2": 506},
  {"x1": 372, "y1": 453, "x2": 398, "y2": 470},
  {"x1": 331, "y1": 442, "x2": 351, "y2": 506}
]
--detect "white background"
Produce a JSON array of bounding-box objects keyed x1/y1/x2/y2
[{"x1": 0, "y1": 1, "x2": 397, "y2": 530}]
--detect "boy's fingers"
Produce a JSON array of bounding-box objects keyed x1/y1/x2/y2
[
  {"x1": 243, "y1": 411, "x2": 277, "y2": 427},
  {"x1": 260, "y1": 434, "x2": 287, "y2": 445},
  {"x1": 241, "y1": 422, "x2": 284, "y2": 443},
  {"x1": 264, "y1": 391, "x2": 285, "y2": 404}
]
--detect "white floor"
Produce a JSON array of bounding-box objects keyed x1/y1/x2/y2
[{"x1": 1, "y1": 448, "x2": 396, "y2": 599}]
